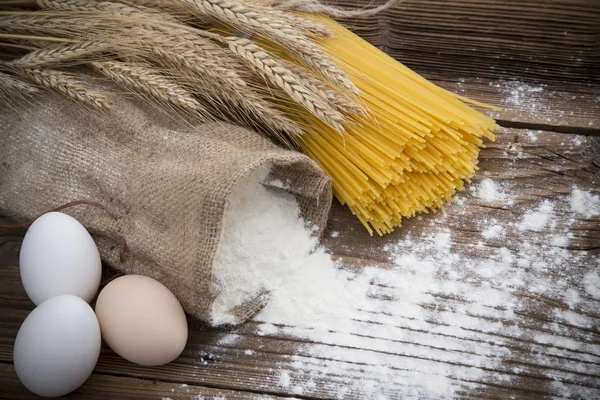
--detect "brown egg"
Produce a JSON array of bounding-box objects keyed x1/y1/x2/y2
[{"x1": 95, "y1": 275, "x2": 188, "y2": 366}]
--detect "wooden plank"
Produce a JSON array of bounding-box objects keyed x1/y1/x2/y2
[
  {"x1": 427, "y1": 75, "x2": 600, "y2": 133},
  {"x1": 2, "y1": 2, "x2": 599, "y2": 399},
  {"x1": 323, "y1": 127, "x2": 600, "y2": 255},
  {"x1": 1, "y1": 128, "x2": 598, "y2": 399},
  {"x1": 331, "y1": 0, "x2": 600, "y2": 133},
  {"x1": 334, "y1": 0, "x2": 600, "y2": 84},
  {"x1": 0, "y1": 363, "x2": 295, "y2": 400}
]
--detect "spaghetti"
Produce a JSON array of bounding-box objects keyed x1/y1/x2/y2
[{"x1": 296, "y1": 16, "x2": 498, "y2": 235}]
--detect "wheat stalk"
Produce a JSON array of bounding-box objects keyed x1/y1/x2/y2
[
  {"x1": 20, "y1": 67, "x2": 108, "y2": 108},
  {"x1": 1, "y1": 2, "x2": 360, "y2": 137},
  {"x1": 36, "y1": 0, "x2": 99, "y2": 12},
  {"x1": 111, "y1": 24, "x2": 302, "y2": 135},
  {"x1": 101, "y1": 19, "x2": 304, "y2": 134},
  {"x1": 0, "y1": 70, "x2": 39, "y2": 94},
  {"x1": 10, "y1": 40, "x2": 109, "y2": 67},
  {"x1": 226, "y1": 36, "x2": 345, "y2": 132},
  {"x1": 237, "y1": 0, "x2": 333, "y2": 38},
  {"x1": 120, "y1": 15, "x2": 354, "y2": 122},
  {"x1": 37, "y1": 0, "x2": 174, "y2": 17},
  {"x1": 132, "y1": 0, "x2": 354, "y2": 91},
  {"x1": 116, "y1": 0, "x2": 185, "y2": 14},
  {"x1": 124, "y1": 0, "x2": 331, "y2": 38},
  {"x1": 274, "y1": 10, "x2": 333, "y2": 39},
  {"x1": 40, "y1": 0, "x2": 184, "y2": 23},
  {"x1": 90, "y1": 60, "x2": 207, "y2": 114},
  {"x1": 279, "y1": 58, "x2": 364, "y2": 115},
  {"x1": 154, "y1": 46, "x2": 247, "y2": 87},
  {"x1": 218, "y1": 88, "x2": 303, "y2": 136},
  {"x1": 0, "y1": 14, "x2": 103, "y2": 37},
  {"x1": 120, "y1": 25, "x2": 247, "y2": 85}
]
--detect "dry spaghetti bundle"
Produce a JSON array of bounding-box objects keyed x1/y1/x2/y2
[
  {"x1": 297, "y1": 16, "x2": 498, "y2": 234},
  {"x1": 0, "y1": 0, "x2": 497, "y2": 235}
]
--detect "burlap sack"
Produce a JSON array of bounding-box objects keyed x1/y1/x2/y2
[{"x1": 0, "y1": 93, "x2": 332, "y2": 325}]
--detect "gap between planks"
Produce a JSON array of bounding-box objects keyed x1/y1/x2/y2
[{"x1": 1, "y1": 131, "x2": 599, "y2": 398}]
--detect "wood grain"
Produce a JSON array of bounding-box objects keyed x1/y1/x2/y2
[
  {"x1": 1, "y1": 128, "x2": 599, "y2": 399},
  {"x1": 335, "y1": 0, "x2": 600, "y2": 84},
  {"x1": 1, "y1": 1, "x2": 600, "y2": 398},
  {"x1": 0, "y1": 363, "x2": 295, "y2": 400},
  {"x1": 429, "y1": 75, "x2": 600, "y2": 133}
]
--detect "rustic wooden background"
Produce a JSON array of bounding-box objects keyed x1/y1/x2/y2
[{"x1": 1, "y1": 0, "x2": 599, "y2": 399}]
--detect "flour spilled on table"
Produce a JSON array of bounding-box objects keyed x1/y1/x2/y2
[
  {"x1": 203, "y1": 159, "x2": 600, "y2": 399},
  {"x1": 485, "y1": 80, "x2": 595, "y2": 127},
  {"x1": 470, "y1": 177, "x2": 512, "y2": 204}
]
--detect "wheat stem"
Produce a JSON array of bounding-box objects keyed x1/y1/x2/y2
[
  {"x1": 108, "y1": 24, "x2": 300, "y2": 135},
  {"x1": 0, "y1": 33, "x2": 73, "y2": 42}
]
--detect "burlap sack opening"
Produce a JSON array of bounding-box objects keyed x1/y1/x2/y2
[{"x1": 0, "y1": 93, "x2": 332, "y2": 325}]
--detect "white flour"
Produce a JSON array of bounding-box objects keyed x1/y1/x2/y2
[
  {"x1": 485, "y1": 80, "x2": 598, "y2": 127},
  {"x1": 211, "y1": 165, "x2": 357, "y2": 330},
  {"x1": 206, "y1": 162, "x2": 599, "y2": 398},
  {"x1": 471, "y1": 178, "x2": 512, "y2": 205},
  {"x1": 518, "y1": 200, "x2": 554, "y2": 231},
  {"x1": 571, "y1": 188, "x2": 600, "y2": 218},
  {"x1": 490, "y1": 80, "x2": 546, "y2": 111}
]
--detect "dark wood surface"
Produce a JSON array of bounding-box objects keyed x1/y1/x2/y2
[
  {"x1": 336, "y1": 0, "x2": 600, "y2": 84},
  {"x1": 1, "y1": 0, "x2": 600, "y2": 399}
]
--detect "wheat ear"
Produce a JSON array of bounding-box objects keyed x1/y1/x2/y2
[
  {"x1": 124, "y1": 0, "x2": 331, "y2": 38},
  {"x1": 108, "y1": 23, "x2": 301, "y2": 135},
  {"x1": 153, "y1": 47, "x2": 299, "y2": 130},
  {"x1": 10, "y1": 40, "x2": 109, "y2": 67},
  {"x1": 36, "y1": 0, "x2": 99, "y2": 12},
  {"x1": 20, "y1": 68, "x2": 108, "y2": 108},
  {"x1": 279, "y1": 58, "x2": 364, "y2": 115},
  {"x1": 0, "y1": 15, "x2": 103, "y2": 37},
  {"x1": 0, "y1": 71, "x2": 39, "y2": 94},
  {"x1": 37, "y1": 0, "x2": 170, "y2": 16},
  {"x1": 276, "y1": 11, "x2": 333, "y2": 39},
  {"x1": 145, "y1": 0, "x2": 354, "y2": 91},
  {"x1": 116, "y1": 0, "x2": 185, "y2": 14},
  {"x1": 90, "y1": 60, "x2": 207, "y2": 114},
  {"x1": 226, "y1": 36, "x2": 345, "y2": 132},
  {"x1": 38, "y1": 0, "x2": 184, "y2": 23}
]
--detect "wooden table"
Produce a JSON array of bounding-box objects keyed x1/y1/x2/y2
[{"x1": 1, "y1": 0, "x2": 599, "y2": 399}]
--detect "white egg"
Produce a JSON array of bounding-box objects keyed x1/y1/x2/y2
[
  {"x1": 13, "y1": 295, "x2": 101, "y2": 397},
  {"x1": 19, "y1": 212, "x2": 101, "y2": 305}
]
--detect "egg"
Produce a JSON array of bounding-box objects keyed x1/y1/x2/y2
[
  {"x1": 13, "y1": 295, "x2": 101, "y2": 397},
  {"x1": 95, "y1": 275, "x2": 188, "y2": 366},
  {"x1": 19, "y1": 212, "x2": 102, "y2": 305}
]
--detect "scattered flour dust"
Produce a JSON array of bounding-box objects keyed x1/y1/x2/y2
[
  {"x1": 490, "y1": 80, "x2": 545, "y2": 110},
  {"x1": 207, "y1": 166, "x2": 599, "y2": 399},
  {"x1": 584, "y1": 271, "x2": 600, "y2": 300},
  {"x1": 471, "y1": 178, "x2": 513, "y2": 204},
  {"x1": 519, "y1": 200, "x2": 555, "y2": 231},
  {"x1": 481, "y1": 224, "x2": 503, "y2": 239},
  {"x1": 570, "y1": 188, "x2": 600, "y2": 218},
  {"x1": 277, "y1": 370, "x2": 291, "y2": 388}
]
